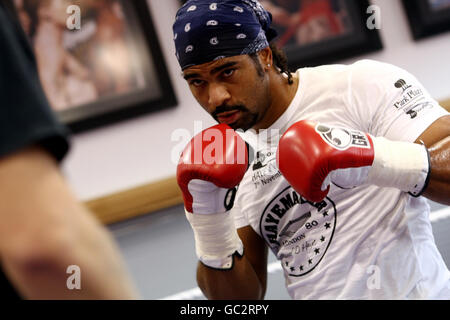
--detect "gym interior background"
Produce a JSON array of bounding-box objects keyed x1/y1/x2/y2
[{"x1": 53, "y1": 0, "x2": 450, "y2": 299}]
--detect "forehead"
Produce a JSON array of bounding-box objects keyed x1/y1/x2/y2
[{"x1": 182, "y1": 54, "x2": 251, "y2": 76}]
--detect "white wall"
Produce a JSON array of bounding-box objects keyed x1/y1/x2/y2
[
  {"x1": 340, "y1": 0, "x2": 450, "y2": 99},
  {"x1": 62, "y1": 0, "x2": 450, "y2": 201}
]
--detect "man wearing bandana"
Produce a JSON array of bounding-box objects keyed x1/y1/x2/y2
[{"x1": 174, "y1": 0, "x2": 450, "y2": 299}]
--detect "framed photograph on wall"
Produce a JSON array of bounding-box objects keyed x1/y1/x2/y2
[
  {"x1": 262, "y1": 0, "x2": 383, "y2": 69},
  {"x1": 12, "y1": 0, "x2": 177, "y2": 133},
  {"x1": 402, "y1": 0, "x2": 450, "y2": 40}
]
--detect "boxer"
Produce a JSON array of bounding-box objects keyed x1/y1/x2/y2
[{"x1": 174, "y1": 0, "x2": 450, "y2": 299}]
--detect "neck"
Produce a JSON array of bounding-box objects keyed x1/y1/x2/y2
[{"x1": 253, "y1": 69, "x2": 299, "y2": 132}]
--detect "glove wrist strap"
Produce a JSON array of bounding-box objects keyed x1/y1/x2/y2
[{"x1": 368, "y1": 137, "x2": 430, "y2": 196}]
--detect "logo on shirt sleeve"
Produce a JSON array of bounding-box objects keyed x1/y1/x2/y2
[{"x1": 393, "y1": 79, "x2": 434, "y2": 119}]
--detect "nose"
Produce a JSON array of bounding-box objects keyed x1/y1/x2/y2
[{"x1": 208, "y1": 83, "x2": 231, "y2": 111}]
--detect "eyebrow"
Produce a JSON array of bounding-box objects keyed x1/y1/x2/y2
[
  {"x1": 183, "y1": 61, "x2": 239, "y2": 81},
  {"x1": 210, "y1": 61, "x2": 238, "y2": 75},
  {"x1": 183, "y1": 73, "x2": 200, "y2": 81}
]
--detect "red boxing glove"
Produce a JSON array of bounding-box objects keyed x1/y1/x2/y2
[
  {"x1": 176, "y1": 124, "x2": 248, "y2": 269},
  {"x1": 177, "y1": 123, "x2": 248, "y2": 214},
  {"x1": 277, "y1": 120, "x2": 430, "y2": 203},
  {"x1": 277, "y1": 120, "x2": 375, "y2": 202}
]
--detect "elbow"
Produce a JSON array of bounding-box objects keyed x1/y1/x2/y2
[
  {"x1": 2, "y1": 228, "x2": 78, "y2": 281},
  {"x1": 198, "y1": 280, "x2": 265, "y2": 300},
  {"x1": 196, "y1": 262, "x2": 265, "y2": 300}
]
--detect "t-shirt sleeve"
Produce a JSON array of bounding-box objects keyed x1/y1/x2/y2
[
  {"x1": 0, "y1": 8, "x2": 70, "y2": 162},
  {"x1": 346, "y1": 59, "x2": 449, "y2": 143}
]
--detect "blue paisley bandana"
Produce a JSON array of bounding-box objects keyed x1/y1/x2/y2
[{"x1": 173, "y1": 0, "x2": 277, "y2": 70}]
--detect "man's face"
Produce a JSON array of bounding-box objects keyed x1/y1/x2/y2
[{"x1": 183, "y1": 54, "x2": 271, "y2": 131}]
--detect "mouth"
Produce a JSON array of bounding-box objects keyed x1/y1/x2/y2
[{"x1": 216, "y1": 110, "x2": 241, "y2": 125}]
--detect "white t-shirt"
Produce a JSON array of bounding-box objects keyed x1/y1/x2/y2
[{"x1": 232, "y1": 59, "x2": 450, "y2": 299}]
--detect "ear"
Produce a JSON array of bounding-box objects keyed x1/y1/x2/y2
[{"x1": 258, "y1": 47, "x2": 273, "y2": 70}]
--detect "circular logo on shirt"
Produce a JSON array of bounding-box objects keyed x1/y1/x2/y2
[{"x1": 259, "y1": 186, "x2": 336, "y2": 277}]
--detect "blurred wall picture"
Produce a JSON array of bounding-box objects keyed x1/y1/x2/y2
[
  {"x1": 259, "y1": 0, "x2": 382, "y2": 69},
  {"x1": 402, "y1": 0, "x2": 450, "y2": 40},
  {"x1": 262, "y1": 0, "x2": 352, "y2": 48},
  {"x1": 13, "y1": 0, "x2": 176, "y2": 132}
]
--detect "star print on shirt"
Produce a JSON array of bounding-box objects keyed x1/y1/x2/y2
[{"x1": 325, "y1": 222, "x2": 331, "y2": 229}]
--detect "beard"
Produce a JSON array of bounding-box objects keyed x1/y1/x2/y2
[
  {"x1": 212, "y1": 104, "x2": 259, "y2": 131},
  {"x1": 234, "y1": 111, "x2": 259, "y2": 131}
]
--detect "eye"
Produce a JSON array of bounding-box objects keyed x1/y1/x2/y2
[
  {"x1": 222, "y1": 68, "x2": 235, "y2": 77},
  {"x1": 189, "y1": 79, "x2": 205, "y2": 87}
]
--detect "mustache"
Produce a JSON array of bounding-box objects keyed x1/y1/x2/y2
[{"x1": 212, "y1": 105, "x2": 248, "y2": 119}]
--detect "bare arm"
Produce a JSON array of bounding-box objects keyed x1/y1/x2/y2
[
  {"x1": 415, "y1": 115, "x2": 450, "y2": 205},
  {"x1": 197, "y1": 226, "x2": 268, "y2": 300},
  {"x1": 0, "y1": 147, "x2": 138, "y2": 299}
]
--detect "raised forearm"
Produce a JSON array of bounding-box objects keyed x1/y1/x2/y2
[{"x1": 423, "y1": 136, "x2": 450, "y2": 205}]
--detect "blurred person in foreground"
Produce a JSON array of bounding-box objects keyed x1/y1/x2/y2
[
  {"x1": 173, "y1": 0, "x2": 450, "y2": 300},
  {"x1": 0, "y1": 2, "x2": 138, "y2": 299}
]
